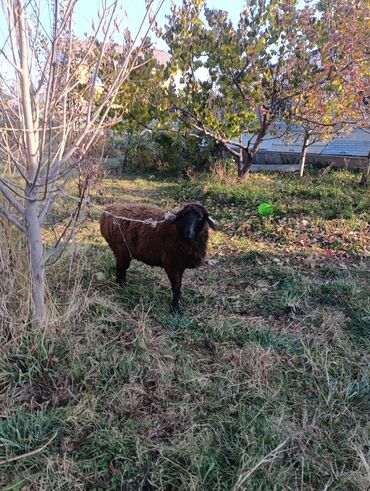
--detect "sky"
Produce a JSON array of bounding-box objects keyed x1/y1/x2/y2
[
  {"x1": 0, "y1": 1, "x2": 309, "y2": 56},
  {"x1": 0, "y1": 0, "x2": 238, "y2": 85},
  {"x1": 72, "y1": 0, "x2": 307, "y2": 48},
  {"x1": 73, "y1": 0, "x2": 242, "y2": 50},
  {"x1": 0, "y1": 0, "x2": 309, "y2": 86}
]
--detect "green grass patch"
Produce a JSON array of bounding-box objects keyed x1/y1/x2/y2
[{"x1": 1, "y1": 169, "x2": 369, "y2": 489}]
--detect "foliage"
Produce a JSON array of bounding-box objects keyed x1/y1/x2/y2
[
  {"x1": 284, "y1": 0, "x2": 369, "y2": 175},
  {"x1": 157, "y1": 0, "x2": 310, "y2": 176},
  {"x1": 154, "y1": 0, "x2": 368, "y2": 178},
  {"x1": 114, "y1": 131, "x2": 219, "y2": 174},
  {"x1": 105, "y1": 39, "x2": 173, "y2": 134}
]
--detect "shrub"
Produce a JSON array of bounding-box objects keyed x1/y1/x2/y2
[{"x1": 111, "y1": 131, "x2": 220, "y2": 175}]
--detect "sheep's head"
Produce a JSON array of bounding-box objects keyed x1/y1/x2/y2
[{"x1": 171, "y1": 203, "x2": 217, "y2": 241}]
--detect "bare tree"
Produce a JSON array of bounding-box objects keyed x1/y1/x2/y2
[{"x1": 0, "y1": 0, "x2": 163, "y2": 322}]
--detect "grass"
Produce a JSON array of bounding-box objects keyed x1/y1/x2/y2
[{"x1": 0, "y1": 168, "x2": 369, "y2": 489}]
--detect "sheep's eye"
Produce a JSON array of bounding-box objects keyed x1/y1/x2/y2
[{"x1": 198, "y1": 216, "x2": 203, "y2": 221}]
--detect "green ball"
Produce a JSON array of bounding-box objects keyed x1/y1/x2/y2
[{"x1": 258, "y1": 202, "x2": 273, "y2": 216}]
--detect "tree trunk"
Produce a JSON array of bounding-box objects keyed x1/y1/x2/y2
[
  {"x1": 359, "y1": 159, "x2": 370, "y2": 188},
  {"x1": 121, "y1": 131, "x2": 131, "y2": 173},
  {"x1": 299, "y1": 130, "x2": 310, "y2": 177},
  {"x1": 237, "y1": 146, "x2": 244, "y2": 177},
  {"x1": 237, "y1": 123, "x2": 269, "y2": 178},
  {"x1": 25, "y1": 193, "x2": 44, "y2": 322},
  {"x1": 15, "y1": 0, "x2": 44, "y2": 321},
  {"x1": 236, "y1": 136, "x2": 244, "y2": 177},
  {"x1": 299, "y1": 145, "x2": 308, "y2": 178},
  {"x1": 239, "y1": 149, "x2": 253, "y2": 178},
  {"x1": 226, "y1": 139, "x2": 254, "y2": 178}
]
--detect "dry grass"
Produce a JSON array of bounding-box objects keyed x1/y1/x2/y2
[
  {"x1": 0, "y1": 205, "x2": 31, "y2": 334},
  {"x1": 0, "y1": 170, "x2": 369, "y2": 489}
]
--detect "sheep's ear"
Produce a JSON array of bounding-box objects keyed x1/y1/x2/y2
[
  {"x1": 207, "y1": 216, "x2": 217, "y2": 230},
  {"x1": 170, "y1": 210, "x2": 183, "y2": 224}
]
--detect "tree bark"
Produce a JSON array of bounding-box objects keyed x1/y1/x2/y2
[
  {"x1": 237, "y1": 121, "x2": 269, "y2": 177},
  {"x1": 25, "y1": 191, "x2": 44, "y2": 322},
  {"x1": 15, "y1": 0, "x2": 45, "y2": 321},
  {"x1": 299, "y1": 130, "x2": 310, "y2": 177},
  {"x1": 359, "y1": 159, "x2": 370, "y2": 187},
  {"x1": 237, "y1": 144, "x2": 244, "y2": 177},
  {"x1": 237, "y1": 148, "x2": 253, "y2": 177},
  {"x1": 241, "y1": 150, "x2": 253, "y2": 177},
  {"x1": 121, "y1": 131, "x2": 131, "y2": 173}
]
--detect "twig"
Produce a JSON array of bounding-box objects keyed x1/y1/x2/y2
[
  {"x1": 354, "y1": 446, "x2": 370, "y2": 482},
  {"x1": 0, "y1": 203, "x2": 26, "y2": 233},
  {"x1": 232, "y1": 439, "x2": 290, "y2": 491},
  {"x1": 0, "y1": 431, "x2": 58, "y2": 465}
]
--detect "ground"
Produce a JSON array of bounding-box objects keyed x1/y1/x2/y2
[{"x1": 0, "y1": 169, "x2": 369, "y2": 490}]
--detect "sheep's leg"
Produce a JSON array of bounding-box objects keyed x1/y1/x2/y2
[
  {"x1": 166, "y1": 268, "x2": 184, "y2": 315},
  {"x1": 115, "y1": 250, "x2": 131, "y2": 287},
  {"x1": 116, "y1": 263, "x2": 127, "y2": 286}
]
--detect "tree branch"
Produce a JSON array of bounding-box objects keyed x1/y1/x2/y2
[
  {"x1": 0, "y1": 179, "x2": 25, "y2": 215},
  {"x1": 0, "y1": 204, "x2": 26, "y2": 232}
]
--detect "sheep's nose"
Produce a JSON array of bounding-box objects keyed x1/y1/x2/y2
[{"x1": 185, "y1": 231, "x2": 195, "y2": 241}]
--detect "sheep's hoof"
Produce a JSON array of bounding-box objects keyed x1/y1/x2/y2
[{"x1": 171, "y1": 305, "x2": 183, "y2": 316}]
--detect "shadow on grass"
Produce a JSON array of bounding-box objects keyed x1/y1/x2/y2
[
  {"x1": 93, "y1": 175, "x2": 181, "y2": 206},
  {"x1": 50, "y1": 238, "x2": 369, "y2": 346}
]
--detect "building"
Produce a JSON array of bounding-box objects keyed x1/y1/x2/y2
[{"x1": 247, "y1": 127, "x2": 370, "y2": 170}]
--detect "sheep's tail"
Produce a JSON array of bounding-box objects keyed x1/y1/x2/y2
[{"x1": 100, "y1": 210, "x2": 114, "y2": 243}]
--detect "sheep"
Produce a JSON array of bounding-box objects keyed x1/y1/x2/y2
[{"x1": 100, "y1": 203, "x2": 217, "y2": 313}]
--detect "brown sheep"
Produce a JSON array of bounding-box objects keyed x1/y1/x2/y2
[{"x1": 100, "y1": 203, "x2": 216, "y2": 313}]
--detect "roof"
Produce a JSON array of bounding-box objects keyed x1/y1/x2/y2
[
  {"x1": 244, "y1": 127, "x2": 370, "y2": 158},
  {"x1": 57, "y1": 40, "x2": 169, "y2": 67},
  {"x1": 110, "y1": 46, "x2": 169, "y2": 66},
  {"x1": 152, "y1": 49, "x2": 170, "y2": 66},
  {"x1": 322, "y1": 139, "x2": 370, "y2": 157}
]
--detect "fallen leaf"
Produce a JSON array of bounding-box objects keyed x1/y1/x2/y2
[
  {"x1": 231, "y1": 353, "x2": 241, "y2": 367},
  {"x1": 109, "y1": 461, "x2": 120, "y2": 476},
  {"x1": 256, "y1": 280, "x2": 269, "y2": 290},
  {"x1": 304, "y1": 256, "x2": 317, "y2": 269}
]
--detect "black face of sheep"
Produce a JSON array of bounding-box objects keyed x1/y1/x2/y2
[{"x1": 171, "y1": 204, "x2": 217, "y2": 242}]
